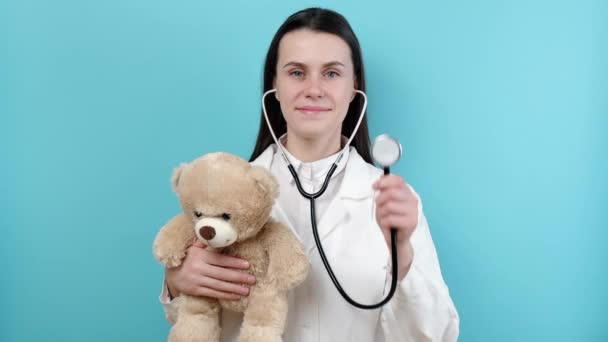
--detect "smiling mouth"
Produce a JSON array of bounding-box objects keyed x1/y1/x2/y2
[{"x1": 296, "y1": 107, "x2": 331, "y2": 114}]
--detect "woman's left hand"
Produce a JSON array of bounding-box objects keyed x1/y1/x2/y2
[{"x1": 373, "y1": 174, "x2": 419, "y2": 280}]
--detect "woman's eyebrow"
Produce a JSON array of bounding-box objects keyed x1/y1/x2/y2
[
  {"x1": 283, "y1": 61, "x2": 306, "y2": 69},
  {"x1": 322, "y1": 61, "x2": 346, "y2": 68},
  {"x1": 282, "y1": 61, "x2": 346, "y2": 69}
]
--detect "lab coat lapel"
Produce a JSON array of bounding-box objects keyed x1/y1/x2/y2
[
  {"x1": 311, "y1": 192, "x2": 347, "y2": 253},
  {"x1": 307, "y1": 148, "x2": 376, "y2": 253},
  {"x1": 251, "y1": 146, "x2": 377, "y2": 253}
]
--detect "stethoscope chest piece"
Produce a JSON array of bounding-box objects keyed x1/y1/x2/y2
[{"x1": 372, "y1": 134, "x2": 402, "y2": 169}]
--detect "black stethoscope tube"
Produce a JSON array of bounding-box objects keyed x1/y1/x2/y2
[{"x1": 288, "y1": 163, "x2": 398, "y2": 309}]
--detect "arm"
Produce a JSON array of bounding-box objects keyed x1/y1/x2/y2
[
  {"x1": 260, "y1": 219, "x2": 310, "y2": 291},
  {"x1": 158, "y1": 241, "x2": 255, "y2": 325},
  {"x1": 379, "y1": 208, "x2": 460, "y2": 341},
  {"x1": 159, "y1": 276, "x2": 180, "y2": 325}
]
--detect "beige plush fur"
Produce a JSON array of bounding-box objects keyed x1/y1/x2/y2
[{"x1": 153, "y1": 152, "x2": 310, "y2": 342}]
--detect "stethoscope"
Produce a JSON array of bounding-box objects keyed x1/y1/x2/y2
[{"x1": 262, "y1": 89, "x2": 403, "y2": 309}]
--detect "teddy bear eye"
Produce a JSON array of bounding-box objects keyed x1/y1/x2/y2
[
  {"x1": 194, "y1": 210, "x2": 203, "y2": 218},
  {"x1": 221, "y1": 213, "x2": 231, "y2": 221}
]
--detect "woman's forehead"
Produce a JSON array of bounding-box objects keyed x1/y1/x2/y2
[{"x1": 277, "y1": 29, "x2": 352, "y2": 67}]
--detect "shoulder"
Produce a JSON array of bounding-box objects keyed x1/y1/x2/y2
[{"x1": 249, "y1": 144, "x2": 275, "y2": 169}]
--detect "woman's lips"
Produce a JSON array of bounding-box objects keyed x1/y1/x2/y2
[{"x1": 296, "y1": 106, "x2": 331, "y2": 114}]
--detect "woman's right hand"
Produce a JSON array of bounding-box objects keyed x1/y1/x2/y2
[{"x1": 165, "y1": 241, "x2": 256, "y2": 301}]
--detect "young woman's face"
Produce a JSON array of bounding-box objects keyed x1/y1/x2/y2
[{"x1": 273, "y1": 29, "x2": 357, "y2": 141}]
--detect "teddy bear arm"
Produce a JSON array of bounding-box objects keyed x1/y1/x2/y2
[
  {"x1": 262, "y1": 221, "x2": 310, "y2": 291},
  {"x1": 153, "y1": 214, "x2": 196, "y2": 268}
]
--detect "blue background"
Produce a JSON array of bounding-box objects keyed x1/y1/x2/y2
[{"x1": 1, "y1": 0, "x2": 606, "y2": 341}]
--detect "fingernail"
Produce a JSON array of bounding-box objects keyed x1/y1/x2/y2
[
  {"x1": 248, "y1": 275, "x2": 256, "y2": 284},
  {"x1": 242, "y1": 260, "x2": 250, "y2": 268}
]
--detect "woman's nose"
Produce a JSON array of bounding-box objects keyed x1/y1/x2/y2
[{"x1": 304, "y1": 75, "x2": 324, "y2": 98}]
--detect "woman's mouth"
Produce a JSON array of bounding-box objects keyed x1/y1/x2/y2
[{"x1": 296, "y1": 106, "x2": 331, "y2": 115}]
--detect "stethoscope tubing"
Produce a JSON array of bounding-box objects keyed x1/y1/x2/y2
[
  {"x1": 262, "y1": 88, "x2": 399, "y2": 309},
  {"x1": 289, "y1": 163, "x2": 399, "y2": 309}
]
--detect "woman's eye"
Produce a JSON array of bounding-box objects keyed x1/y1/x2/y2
[
  {"x1": 289, "y1": 70, "x2": 304, "y2": 77},
  {"x1": 326, "y1": 70, "x2": 339, "y2": 78},
  {"x1": 222, "y1": 213, "x2": 231, "y2": 221},
  {"x1": 194, "y1": 210, "x2": 203, "y2": 218}
]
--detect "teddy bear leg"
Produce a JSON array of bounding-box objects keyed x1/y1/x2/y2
[
  {"x1": 169, "y1": 295, "x2": 221, "y2": 342},
  {"x1": 238, "y1": 291, "x2": 287, "y2": 342}
]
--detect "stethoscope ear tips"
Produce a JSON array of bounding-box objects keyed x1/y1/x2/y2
[{"x1": 372, "y1": 134, "x2": 402, "y2": 168}]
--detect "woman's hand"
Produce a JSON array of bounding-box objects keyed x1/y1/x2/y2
[
  {"x1": 165, "y1": 241, "x2": 256, "y2": 301},
  {"x1": 373, "y1": 174, "x2": 419, "y2": 280}
]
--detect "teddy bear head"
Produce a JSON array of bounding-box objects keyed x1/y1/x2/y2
[{"x1": 171, "y1": 152, "x2": 279, "y2": 249}]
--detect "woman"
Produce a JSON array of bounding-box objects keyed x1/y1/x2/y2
[{"x1": 161, "y1": 8, "x2": 459, "y2": 341}]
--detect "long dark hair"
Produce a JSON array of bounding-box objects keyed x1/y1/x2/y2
[{"x1": 248, "y1": 7, "x2": 372, "y2": 163}]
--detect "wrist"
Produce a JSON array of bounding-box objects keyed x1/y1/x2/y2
[
  {"x1": 397, "y1": 240, "x2": 414, "y2": 280},
  {"x1": 165, "y1": 270, "x2": 180, "y2": 300},
  {"x1": 167, "y1": 283, "x2": 176, "y2": 300}
]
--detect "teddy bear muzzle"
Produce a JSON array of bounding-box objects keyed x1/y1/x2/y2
[{"x1": 194, "y1": 217, "x2": 238, "y2": 248}]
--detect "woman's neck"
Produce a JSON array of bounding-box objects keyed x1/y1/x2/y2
[{"x1": 284, "y1": 132, "x2": 342, "y2": 162}]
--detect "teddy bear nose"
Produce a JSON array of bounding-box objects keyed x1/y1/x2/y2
[{"x1": 199, "y1": 226, "x2": 216, "y2": 240}]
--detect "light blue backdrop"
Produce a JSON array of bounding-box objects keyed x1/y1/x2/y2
[{"x1": 1, "y1": 0, "x2": 606, "y2": 341}]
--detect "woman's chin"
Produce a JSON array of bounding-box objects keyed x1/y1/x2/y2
[{"x1": 290, "y1": 126, "x2": 337, "y2": 141}]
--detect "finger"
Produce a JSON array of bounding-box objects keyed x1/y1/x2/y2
[
  {"x1": 192, "y1": 240, "x2": 207, "y2": 248},
  {"x1": 198, "y1": 276, "x2": 251, "y2": 296},
  {"x1": 204, "y1": 264, "x2": 256, "y2": 285},
  {"x1": 378, "y1": 213, "x2": 409, "y2": 231},
  {"x1": 379, "y1": 215, "x2": 417, "y2": 239},
  {"x1": 377, "y1": 201, "x2": 415, "y2": 219},
  {"x1": 373, "y1": 175, "x2": 407, "y2": 191},
  {"x1": 183, "y1": 244, "x2": 207, "y2": 262},
  {"x1": 192, "y1": 286, "x2": 241, "y2": 301},
  {"x1": 202, "y1": 251, "x2": 250, "y2": 270},
  {"x1": 379, "y1": 214, "x2": 404, "y2": 230},
  {"x1": 375, "y1": 188, "x2": 410, "y2": 207}
]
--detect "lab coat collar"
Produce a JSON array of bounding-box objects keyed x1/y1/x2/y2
[
  {"x1": 252, "y1": 144, "x2": 379, "y2": 252},
  {"x1": 276, "y1": 134, "x2": 350, "y2": 185},
  {"x1": 251, "y1": 143, "x2": 376, "y2": 200}
]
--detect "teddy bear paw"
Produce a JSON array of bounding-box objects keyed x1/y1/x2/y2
[{"x1": 158, "y1": 251, "x2": 186, "y2": 268}]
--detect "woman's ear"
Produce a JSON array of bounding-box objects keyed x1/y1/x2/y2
[
  {"x1": 272, "y1": 81, "x2": 280, "y2": 101},
  {"x1": 171, "y1": 163, "x2": 188, "y2": 193},
  {"x1": 248, "y1": 166, "x2": 279, "y2": 200},
  {"x1": 351, "y1": 79, "x2": 359, "y2": 102}
]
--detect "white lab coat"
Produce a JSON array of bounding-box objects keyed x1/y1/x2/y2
[{"x1": 161, "y1": 145, "x2": 459, "y2": 341}]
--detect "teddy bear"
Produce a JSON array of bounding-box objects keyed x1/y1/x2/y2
[{"x1": 153, "y1": 152, "x2": 309, "y2": 342}]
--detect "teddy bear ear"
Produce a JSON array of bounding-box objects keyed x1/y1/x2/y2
[
  {"x1": 171, "y1": 163, "x2": 188, "y2": 193},
  {"x1": 248, "y1": 166, "x2": 279, "y2": 199}
]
